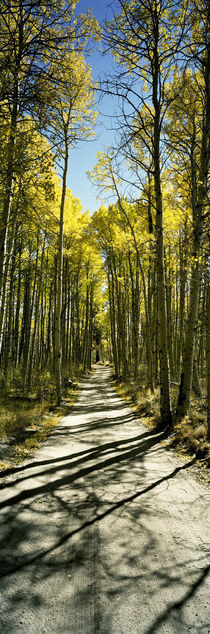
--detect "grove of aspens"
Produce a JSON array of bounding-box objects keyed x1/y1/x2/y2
[{"x1": 0, "y1": 0, "x2": 209, "y2": 462}]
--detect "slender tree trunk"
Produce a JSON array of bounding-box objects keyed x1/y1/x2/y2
[
  {"x1": 4, "y1": 230, "x2": 18, "y2": 376},
  {"x1": 66, "y1": 274, "x2": 71, "y2": 362},
  {"x1": 18, "y1": 250, "x2": 32, "y2": 368},
  {"x1": 198, "y1": 274, "x2": 206, "y2": 376},
  {"x1": 192, "y1": 355, "x2": 202, "y2": 398},
  {"x1": 0, "y1": 83, "x2": 19, "y2": 321},
  {"x1": 0, "y1": 221, "x2": 16, "y2": 359},
  {"x1": 55, "y1": 132, "x2": 68, "y2": 402},
  {"x1": 152, "y1": 29, "x2": 172, "y2": 427},
  {"x1": 26, "y1": 238, "x2": 45, "y2": 391},
  {"x1": 177, "y1": 232, "x2": 187, "y2": 380},
  {"x1": 14, "y1": 235, "x2": 22, "y2": 368},
  {"x1": 107, "y1": 259, "x2": 119, "y2": 378},
  {"x1": 177, "y1": 17, "x2": 210, "y2": 416},
  {"x1": 165, "y1": 246, "x2": 174, "y2": 380},
  {"x1": 112, "y1": 184, "x2": 154, "y2": 389},
  {"x1": 87, "y1": 282, "x2": 93, "y2": 370},
  {"x1": 82, "y1": 270, "x2": 89, "y2": 372},
  {"x1": 207, "y1": 266, "x2": 210, "y2": 440},
  {"x1": 74, "y1": 269, "x2": 81, "y2": 366},
  {"x1": 52, "y1": 255, "x2": 57, "y2": 371},
  {"x1": 112, "y1": 255, "x2": 123, "y2": 377},
  {"x1": 129, "y1": 252, "x2": 139, "y2": 379},
  {"x1": 69, "y1": 283, "x2": 74, "y2": 366},
  {"x1": 22, "y1": 234, "x2": 40, "y2": 379},
  {"x1": 46, "y1": 280, "x2": 53, "y2": 367}
]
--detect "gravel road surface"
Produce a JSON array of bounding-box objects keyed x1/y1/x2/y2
[{"x1": 0, "y1": 365, "x2": 209, "y2": 633}]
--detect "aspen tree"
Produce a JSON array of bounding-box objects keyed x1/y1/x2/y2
[
  {"x1": 176, "y1": 0, "x2": 210, "y2": 416},
  {"x1": 0, "y1": 0, "x2": 99, "y2": 362},
  {"x1": 89, "y1": 153, "x2": 156, "y2": 387},
  {"x1": 47, "y1": 51, "x2": 96, "y2": 402},
  {"x1": 0, "y1": 0, "x2": 76, "y2": 328},
  {"x1": 101, "y1": 0, "x2": 192, "y2": 426},
  {"x1": 207, "y1": 260, "x2": 210, "y2": 439}
]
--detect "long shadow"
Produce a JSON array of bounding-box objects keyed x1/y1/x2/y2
[
  {"x1": 0, "y1": 430, "x2": 155, "y2": 491},
  {"x1": 0, "y1": 429, "x2": 153, "y2": 481},
  {"x1": 77, "y1": 385, "x2": 114, "y2": 392},
  {"x1": 51, "y1": 412, "x2": 136, "y2": 435},
  {"x1": 1, "y1": 366, "x2": 207, "y2": 632},
  {"x1": 0, "y1": 456, "x2": 196, "y2": 578},
  {"x1": 0, "y1": 431, "x2": 168, "y2": 509},
  {"x1": 72, "y1": 401, "x2": 128, "y2": 414},
  {"x1": 144, "y1": 564, "x2": 210, "y2": 633},
  {"x1": 0, "y1": 380, "x2": 137, "y2": 480}
]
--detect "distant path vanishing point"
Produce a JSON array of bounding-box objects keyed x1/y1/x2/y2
[{"x1": 0, "y1": 365, "x2": 209, "y2": 633}]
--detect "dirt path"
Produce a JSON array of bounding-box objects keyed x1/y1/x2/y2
[{"x1": 0, "y1": 366, "x2": 209, "y2": 633}]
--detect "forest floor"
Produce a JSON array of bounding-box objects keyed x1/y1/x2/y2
[
  {"x1": 0, "y1": 365, "x2": 209, "y2": 633},
  {"x1": 0, "y1": 378, "x2": 79, "y2": 467},
  {"x1": 113, "y1": 378, "x2": 209, "y2": 483}
]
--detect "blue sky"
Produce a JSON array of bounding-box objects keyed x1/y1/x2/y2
[{"x1": 68, "y1": 0, "x2": 118, "y2": 215}]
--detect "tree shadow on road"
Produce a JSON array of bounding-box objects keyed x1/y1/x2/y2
[
  {"x1": 0, "y1": 440, "x2": 197, "y2": 578},
  {"x1": 0, "y1": 369, "x2": 209, "y2": 633},
  {"x1": 0, "y1": 428, "x2": 168, "y2": 509}
]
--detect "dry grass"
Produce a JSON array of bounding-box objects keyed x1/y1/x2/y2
[
  {"x1": 113, "y1": 378, "x2": 209, "y2": 473},
  {"x1": 171, "y1": 414, "x2": 209, "y2": 456},
  {"x1": 114, "y1": 379, "x2": 160, "y2": 425},
  {"x1": 0, "y1": 385, "x2": 78, "y2": 468}
]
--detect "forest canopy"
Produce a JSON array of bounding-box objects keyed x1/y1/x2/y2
[{"x1": 0, "y1": 0, "x2": 209, "y2": 457}]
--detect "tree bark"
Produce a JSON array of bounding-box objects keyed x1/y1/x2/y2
[
  {"x1": 0, "y1": 221, "x2": 16, "y2": 360},
  {"x1": 207, "y1": 270, "x2": 210, "y2": 440},
  {"x1": 177, "y1": 12, "x2": 210, "y2": 416},
  {"x1": 26, "y1": 238, "x2": 45, "y2": 391},
  {"x1": 55, "y1": 131, "x2": 68, "y2": 403},
  {"x1": 0, "y1": 83, "x2": 19, "y2": 323},
  {"x1": 107, "y1": 256, "x2": 119, "y2": 378},
  {"x1": 153, "y1": 20, "x2": 172, "y2": 427}
]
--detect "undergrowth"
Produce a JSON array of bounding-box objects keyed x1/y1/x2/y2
[
  {"x1": 0, "y1": 368, "x2": 80, "y2": 469},
  {"x1": 113, "y1": 377, "x2": 209, "y2": 474}
]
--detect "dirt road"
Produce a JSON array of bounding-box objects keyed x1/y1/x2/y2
[{"x1": 0, "y1": 366, "x2": 209, "y2": 633}]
